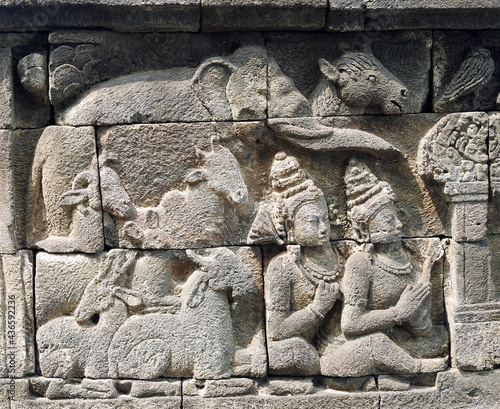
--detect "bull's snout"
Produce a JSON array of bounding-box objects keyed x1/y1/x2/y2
[{"x1": 387, "y1": 86, "x2": 409, "y2": 114}]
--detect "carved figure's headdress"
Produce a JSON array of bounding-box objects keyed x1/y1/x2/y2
[
  {"x1": 344, "y1": 159, "x2": 395, "y2": 241},
  {"x1": 247, "y1": 152, "x2": 325, "y2": 244}
]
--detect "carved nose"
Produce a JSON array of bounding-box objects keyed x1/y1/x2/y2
[{"x1": 401, "y1": 89, "x2": 408, "y2": 98}]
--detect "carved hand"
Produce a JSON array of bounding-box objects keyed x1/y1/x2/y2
[
  {"x1": 311, "y1": 281, "x2": 339, "y2": 316},
  {"x1": 395, "y1": 282, "x2": 431, "y2": 323}
]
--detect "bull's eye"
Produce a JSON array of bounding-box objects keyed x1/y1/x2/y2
[{"x1": 368, "y1": 75, "x2": 377, "y2": 83}]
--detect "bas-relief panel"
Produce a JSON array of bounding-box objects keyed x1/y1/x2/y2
[{"x1": 2, "y1": 27, "x2": 500, "y2": 407}]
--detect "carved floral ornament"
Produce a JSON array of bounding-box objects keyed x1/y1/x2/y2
[{"x1": 2, "y1": 29, "x2": 500, "y2": 406}]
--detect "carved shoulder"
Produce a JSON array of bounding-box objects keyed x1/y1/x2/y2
[
  {"x1": 266, "y1": 253, "x2": 298, "y2": 282},
  {"x1": 345, "y1": 251, "x2": 372, "y2": 277}
]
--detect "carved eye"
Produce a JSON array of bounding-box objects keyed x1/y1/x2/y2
[{"x1": 368, "y1": 75, "x2": 377, "y2": 83}]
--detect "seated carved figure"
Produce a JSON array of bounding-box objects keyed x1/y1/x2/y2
[
  {"x1": 249, "y1": 152, "x2": 340, "y2": 375},
  {"x1": 321, "y1": 159, "x2": 448, "y2": 376}
]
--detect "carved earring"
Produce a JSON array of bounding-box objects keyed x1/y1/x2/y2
[
  {"x1": 285, "y1": 219, "x2": 295, "y2": 244},
  {"x1": 358, "y1": 221, "x2": 370, "y2": 242}
]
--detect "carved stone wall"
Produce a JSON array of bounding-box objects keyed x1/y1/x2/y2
[{"x1": 2, "y1": 2, "x2": 500, "y2": 408}]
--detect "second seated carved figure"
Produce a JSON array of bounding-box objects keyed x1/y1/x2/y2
[{"x1": 320, "y1": 159, "x2": 448, "y2": 376}]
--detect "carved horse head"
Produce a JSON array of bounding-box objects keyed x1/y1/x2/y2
[{"x1": 186, "y1": 142, "x2": 248, "y2": 206}]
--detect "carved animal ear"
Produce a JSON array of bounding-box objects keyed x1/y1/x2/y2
[
  {"x1": 184, "y1": 169, "x2": 207, "y2": 185},
  {"x1": 191, "y1": 58, "x2": 236, "y2": 121},
  {"x1": 318, "y1": 59, "x2": 341, "y2": 83},
  {"x1": 187, "y1": 276, "x2": 209, "y2": 308},
  {"x1": 114, "y1": 288, "x2": 142, "y2": 307}
]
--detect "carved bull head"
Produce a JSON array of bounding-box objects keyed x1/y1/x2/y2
[{"x1": 315, "y1": 52, "x2": 409, "y2": 115}]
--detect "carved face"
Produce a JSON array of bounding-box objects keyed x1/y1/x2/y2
[
  {"x1": 367, "y1": 202, "x2": 403, "y2": 243},
  {"x1": 290, "y1": 199, "x2": 330, "y2": 246}
]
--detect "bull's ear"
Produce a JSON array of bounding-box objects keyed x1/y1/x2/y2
[
  {"x1": 184, "y1": 169, "x2": 207, "y2": 184},
  {"x1": 318, "y1": 59, "x2": 341, "y2": 83}
]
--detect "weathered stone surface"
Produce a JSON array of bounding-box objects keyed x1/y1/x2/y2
[
  {"x1": 326, "y1": 0, "x2": 364, "y2": 31},
  {"x1": 443, "y1": 238, "x2": 500, "y2": 371},
  {"x1": 12, "y1": 397, "x2": 180, "y2": 409},
  {"x1": 129, "y1": 379, "x2": 181, "y2": 398},
  {"x1": 380, "y1": 388, "x2": 440, "y2": 409},
  {"x1": 444, "y1": 239, "x2": 494, "y2": 306},
  {"x1": 433, "y1": 31, "x2": 500, "y2": 113},
  {"x1": 35, "y1": 247, "x2": 265, "y2": 379},
  {"x1": 0, "y1": 251, "x2": 34, "y2": 378},
  {"x1": 0, "y1": 48, "x2": 12, "y2": 129},
  {"x1": 328, "y1": 1, "x2": 500, "y2": 31},
  {"x1": 9, "y1": 128, "x2": 44, "y2": 250},
  {"x1": 265, "y1": 378, "x2": 315, "y2": 396},
  {"x1": 0, "y1": 378, "x2": 30, "y2": 405},
  {"x1": 27, "y1": 126, "x2": 103, "y2": 253},
  {"x1": 183, "y1": 391, "x2": 380, "y2": 409},
  {"x1": 201, "y1": 0, "x2": 327, "y2": 31},
  {"x1": 438, "y1": 368, "x2": 500, "y2": 408},
  {"x1": 0, "y1": 130, "x2": 17, "y2": 253},
  {"x1": 0, "y1": 0, "x2": 199, "y2": 33},
  {"x1": 49, "y1": 31, "x2": 266, "y2": 124},
  {"x1": 184, "y1": 378, "x2": 257, "y2": 398},
  {"x1": 0, "y1": 34, "x2": 50, "y2": 129},
  {"x1": 266, "y1": 31, "x2": 431, "y2": 116},
  {"x1": 490, "y1": 112, "x2": 500, "y2": 196}
]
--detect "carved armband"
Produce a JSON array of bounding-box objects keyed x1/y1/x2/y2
[{"x1": 344, "y1": 292, "x2": 368, "y2": 308}]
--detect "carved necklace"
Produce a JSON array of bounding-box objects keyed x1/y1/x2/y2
[
  {"x1": 372, "y1": 253, "x2": 412, "y2": 276},
  {"x1": 298, "y1": 252, "x2": 340, "y2": 284}
]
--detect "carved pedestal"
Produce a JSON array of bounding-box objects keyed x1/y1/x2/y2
[{"x1": 419, "y1": 112, "x2": 498, "y2": 371}]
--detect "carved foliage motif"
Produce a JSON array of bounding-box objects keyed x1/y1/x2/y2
[{"x1": 418, "y1": 113, "x2": 489, "y2": 185}]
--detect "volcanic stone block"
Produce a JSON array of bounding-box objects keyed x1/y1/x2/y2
[
  {"x1": 438, "y1": 368, "x2": 500, "y2": 408},
  {"x1": 326, "y1": 0, "x2": 364, "y2": 31},
  {"x1": 201, "y1": 0, "x2": 327, "y2": 31},
  {"x1": 0, "y1": 130, "x2": 17, "y2": 253},
  {"x1": 0, "y1": 251, "x2": 34, "y2": 379},
  {"x1": 265, "y1": 31, "x2": 431, "y2": 117},
  {"x1": 27, "y1": 126, "x2": 103, "y2": 253},
  {"x1": 0, "y1": 0, "x2": 199, "y2": 33},
  {"x1": 0, "y1": 34, "x2": 50, "y2": 129},
  {"x1": 183, "y1": 392, "x2": 380, "y2": 409}
]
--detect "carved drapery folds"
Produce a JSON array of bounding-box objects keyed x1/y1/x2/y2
[{"x1": 1, "y1": 25, "x2": 500, "y2": 407}]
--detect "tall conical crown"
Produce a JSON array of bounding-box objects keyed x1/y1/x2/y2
[{"x1": 344, "y1": 159, "x2": 395, "y2": 241}]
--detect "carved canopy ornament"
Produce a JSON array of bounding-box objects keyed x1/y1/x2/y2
[
  {"x1": 417, "y1": 112, "x2": 488, "y2": 190},
  {"x1": 417, "y1": 112, "x2": 489, "y2": 241}
]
